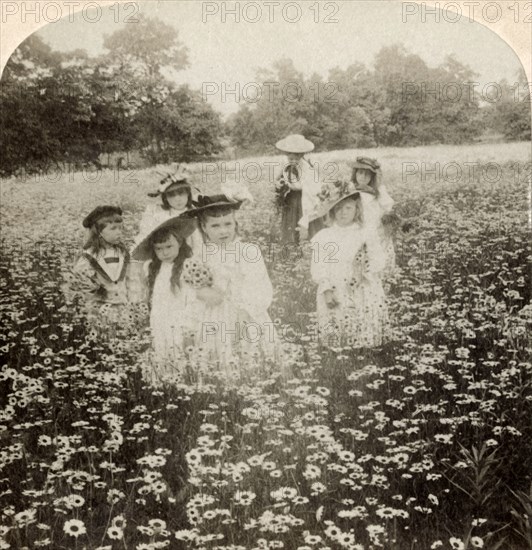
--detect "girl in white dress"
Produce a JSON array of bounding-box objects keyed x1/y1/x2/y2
[
  {"x1": 351, "y1": 157, "x2": 396, "y2": 273},
  {"x1": 310, "y1": 177, "x2": 391, "y2": 349},
  {"x1": 183, "y1": 194, "x2": 277, "y2": 369},
  {"x1": 131, "y1": 216, "x2": 197, "y2": 365}
]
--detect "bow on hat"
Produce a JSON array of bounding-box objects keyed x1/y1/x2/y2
[{"x1": 148, "y1": 164, "x2": 192, "y2": 197}]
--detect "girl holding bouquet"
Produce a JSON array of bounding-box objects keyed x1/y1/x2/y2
[
  {"x1": 131, "y1": 215, "x2": 197, "y2": 367},
  {"x1": 310, "y1": 170, "x2": 391, "y2": 349},
  {"x1": 183, "y1": 193, "x2": 277, "y2": 369}
]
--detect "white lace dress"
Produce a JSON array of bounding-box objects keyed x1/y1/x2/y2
[
  {"x1": 190, "y1": 238, "x2": 277, "y2": 368},
  {"x1": 149, "y1": 262, "x2": 196, "y2": 361},
  {"x1": 310, "y1": 223, "x2": 391, "y2": 348}
]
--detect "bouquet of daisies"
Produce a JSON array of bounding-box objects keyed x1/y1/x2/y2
[{"x1": 182, "y1": 259, "x2": 213, "y2": 289}]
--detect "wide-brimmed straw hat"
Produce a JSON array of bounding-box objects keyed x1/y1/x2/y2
[
  {"x1": 82, "y1": 205, "x2": 122, "y2": 229},
  {"x1": 131, "y1": 215, "x2": 196, "y2": 261},
  {"x1": 148, "y1": 165, "x2": 192, "y2": 198},
  {"x1": 309, "y1": 186, "x2": 362, "y2": 222},
  {"x1": 275, "y1": 134, "x2": 315, "y2": 154},
  {"x1": 182, "y1": 194, "x2": 243, "y2": 218},
  {"x1": 308, "y1": 164, "x2": 376, "y2": 222}
]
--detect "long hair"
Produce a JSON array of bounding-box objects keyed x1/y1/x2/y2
[
  {"x1": 329, "y1": 195, "x2": 364, "y2": 226},
  {"x1": 198, "y1": 207, "x2": 239, "y2": 242},
  {"x1": 161, "y1": 185, "x2": 193, "y2": 211},
  {"x1": 83, "y1": 213, "x2": 127, "y2": 255},
  {"x1": 352, "y1": 167, "x2": 381, "y2": 193},
  {"x1": 147, "y1": 227, "x2": 192, "y2": 302}
]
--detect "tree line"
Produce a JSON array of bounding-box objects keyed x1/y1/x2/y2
[
  {"x1": 0, "y1": 16, "x2": 223, "y2": 177},
  {"x1": 228, "y1": 49, "x2": 530, "y2": 156},
  {"x1": 0, "y1": 16, "x2": 529, "y2": 177}
]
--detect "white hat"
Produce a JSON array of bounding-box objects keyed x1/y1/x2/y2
[
  {"x1": 148, "y1": 165, "x2": 192, "y2": 197},
  {"x1": 275, "y1": 134, "x2": 315, "y2": 154}
]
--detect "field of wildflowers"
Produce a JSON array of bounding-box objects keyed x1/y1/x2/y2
[{"x1": 1, "y1": 142, "x2": 531, "y2": 550}]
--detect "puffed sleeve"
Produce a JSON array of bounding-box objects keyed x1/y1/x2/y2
[
  {"x1": 310, "y1": 229, "x2": 335, "y2": 295},
  {"x1": 232, "y1": 243, "x2": 273, "y2": 319}
]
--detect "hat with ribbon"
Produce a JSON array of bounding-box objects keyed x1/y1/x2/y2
[
  {"x1": 275, "y1": 134, "x2": 315, "y2": 154},
  {"x1": 82, "y1": 205, "x2": 122, "y2": 229},
  {"x1": 148, "y1": 164, "x2": 192, "y2": 197},
  {"x1": 131, "y1": 215, "x2": 196, "y2": 261},
  {"x1": 351, "y1": 156, "x2": 381, "y2": 173},
  {"x1": 183, "y1": 194, "x2": 243, "y2": 218}
]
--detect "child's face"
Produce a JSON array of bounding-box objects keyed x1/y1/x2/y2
[
  {"x1": 165, "y1": 184, "x2": 189, "y2": 211},
  {"x1": 354, "y1": 169, "x2": 372, "y2": 186},
  {"x1": 333, "y1": 198, "x2": 358, "y2": 227},
  {"x1": 154, "y1": 234, "x2": 181, "y2": 263},
  {"x1": 99, "y1": 220, "x2": 123, "y2": 245},
  {"x1": 287, "y1": 153, "x2": 304, "y2": 163},
  {"x1": 202, "y1": 212, "x2": 236, "y2": 244}
]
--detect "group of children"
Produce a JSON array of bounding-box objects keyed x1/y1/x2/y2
[
  {"x1": 68, "y1": 165, "x2": 277, "y2": 378},
  {"x1": 67, "y1": 142, "x2": 398, "y2": 380}
]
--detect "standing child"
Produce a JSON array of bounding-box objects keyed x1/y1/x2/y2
[
  {"x1": 310, "y1": 175, "x2": 391, "y2": 349},
  {"x1": 139, "y1": 165, "x2": 203, "y2": 255},
  {"x1": 63, "y1": 205, "x2": 145, "y2": 339},
  {"x1": 131, "y1": 216, "x2": 197, "y2": 365},
  {"x1": 69, "y1": 205, "x2": 130, "y2": 305},
  {"x1": 351, "y1": 157, "x2": 396, "y2": 273},
  {"x1": 274, "y1": 134, "x2": 323, "y2": 243},
  {"x1": 183, "y1": 194, "x2": 277, "y2": 369}
]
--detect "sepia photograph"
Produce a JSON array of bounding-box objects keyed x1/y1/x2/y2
[{"x1": 0, "y1": 1, "x2": 531, "y2": 548}]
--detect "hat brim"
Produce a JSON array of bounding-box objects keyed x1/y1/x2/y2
[
  {"x1": 147, "y1": 179, "x2": 191, "y2": 198},
  {"x1": 275, "y1": 137, "x2": 315, "y2": 154},
  {"x1": 131, "y1": 216, "x2": 197, "y2": 261},
  {"x1": 309, "y1": 191, "x2": 364, "y2": 222},
  {"x1": 82, "y1": 206, "x2": 122, "y2": 228},
  {"x1": 182, "y1": 201, "x2": 242, "y2": 218}
]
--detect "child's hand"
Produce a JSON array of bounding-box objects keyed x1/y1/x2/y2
[
  {"x1": 196, "y1": 286, "x2": 225, "y2": 306},
  {"x1": 323, "y1": 289, "x2": 339, "y2": 309}
]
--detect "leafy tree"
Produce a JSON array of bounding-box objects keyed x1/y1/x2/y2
[
  {"x1": 0, "y1": 16, "x2": 223, "y2": 175},
  {"x1": 485, "y1": 70, "x2": 531, "y2": 141},
  {"x1": 103, "y1": 14, "x2": 188, "y2": 77}
]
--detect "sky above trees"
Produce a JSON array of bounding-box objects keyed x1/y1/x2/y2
[{"x1": 30, "y1": 1, "x2": 526, "y2": 117}]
